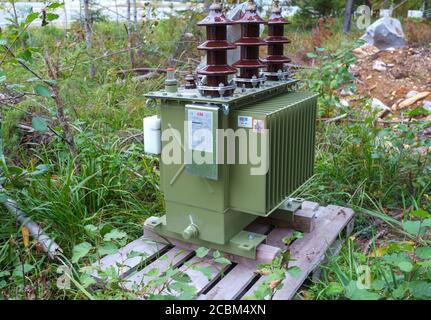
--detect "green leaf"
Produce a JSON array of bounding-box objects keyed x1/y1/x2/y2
[
  {"x1": 195, "y1": 247, "x2": 209, "y2": 258},
  {"x1": 84, "y1": 224, "x2": 98, "y2": 235},
  {"x1": 0, "y1": 39, "x2": 7, "y2": 46},
  {"x1": 47, "y1": 13, "x2": 59, "y2": 21},
  {"x1": 212, "y1": 250, "x2": 221, "y2": 259},
  {"x1": 325, "y1": 282, "x2": 344, "y2": 296},
  {"x1": 103, "y1": 229, "x2": 127, "y2": 241},
  {"x1": 0, "y1": 271, "x2": 10, "y2": 278},
  {"x1": 417, "y1": 260, "x2": 431, "y2": 267},
  {"x1": 392, "y1": 285, "x2": 408, "y2": 299},
  {"x1": 371, "y1": 279, "x2": 385, "y2": 291},
  {"x1": 306, "y1": 52, "x2": 318, "y2": 59},
  {"x1": 0, "y1": 193, "x2": 8, "y2": 203},
  {"x1": 411, "y1": 210, "x2": 431, "y2": 219},
  {"x1": 34, "y1": 84, "x2": 52, "y2": 98},
  {"x1": 47, "y1": 3, "x2": 64, "y2": 9},
  {"x1": 287, "y1": 266, "x2": 301, "y2": 278},
  {"x1": 423, "y1": 219, "x2": 431, "y2": 227},
  {"x1": 30, "y1": 164, "x2": 51, "y2": 176},
  {"x1": 171, "y1": 270, "x2": 192, "y2": 283},
  {"x1": 405, "y1": 107, "x2": 430, "y2": 117},
  {"x1": 397, "y1": 261, "x2": 413, "y2": 273},
  {"x1": 214, "y1": 257, "x2": 231, "y2": 265},
  {"x1": 79, "y1": 273, "x2": 96, "y2": 288},
  {"x1": 195, "y1": 266, "x2": 214, "y2": 281},
  {"x1": 126, "y1": 250, "x2": 146, "y2": 259},
  {"x1": 409, "y1": 280, "x2": 431, "y2": 299},
  {"x1": 345, "y1": 281, "x2": 380, "y2": 300},
  {"x1": 12, "y1": 263, "x2": 34, "y2": 278},
  {"x1": 416, "y1": 246, "x2": 431, "y2": 260},
  {"x1": 72, "y1": 242, "x2": 92, "y2": 263},
  {"x1": 146, "y1": 268, "x2": 159, "y2": 277},
  {"x1": 98, "y1": 243, "x2": 118, "y2": 257},
  {"x1": 25, "y1": 12, "x2": 40, "y2": 24},
  {"x1": 31, "y1": 116, "x2": 48, "y2": 133},
  {"x1": 282, "y1": 231, "x2": 304, "y2": 246},
  {"x1": 403, "y1": 220, "x2": 421, "y2": 236}
]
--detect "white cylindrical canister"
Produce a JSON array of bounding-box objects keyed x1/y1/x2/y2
[{"x1": 143, "y1": 115, "x2": 161, "y2": 154}]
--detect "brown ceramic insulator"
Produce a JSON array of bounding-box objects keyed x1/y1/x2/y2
[
  {"x1": 232, "y1": 1, "x2": 266, "y2": 88},
  {"x1": 261, "y1": 1, "x2": 291, "y2": 81},
  {"x1": 184, "y1": 75, "x2": 197, "y2": 89},
  {"x1": 197, "y1": 1, "x2": 237, "y2": 97}
]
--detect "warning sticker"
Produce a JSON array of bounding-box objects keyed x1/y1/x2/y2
[
  {"x1": 188, "y1": 109, "x2": 213, "y2": 153},
  {"x1": 252, "y1": 119, "x2": 265, "y2": 133},
  {"x1": 238, "y1": 116, "x2": 253, "y2": 128}
]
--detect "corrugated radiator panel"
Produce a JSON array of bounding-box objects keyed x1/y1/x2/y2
[{"x1": 265, "y1": 96, "x2": 317, "y2": 211}]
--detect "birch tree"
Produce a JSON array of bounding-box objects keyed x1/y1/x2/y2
[
  {"x1": 83, "y1": 0, "x2": 95, "y2": 78},
  {"x1": 127, "y1": 0, "x2": 136, "y2": 68},
  {"x1": 133, "y1": 0, "x2": 143, "y2": 66}
]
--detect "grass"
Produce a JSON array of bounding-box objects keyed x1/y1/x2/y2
[{"x1": 0, "y1": 13, "x2": 430, "y2": 299}]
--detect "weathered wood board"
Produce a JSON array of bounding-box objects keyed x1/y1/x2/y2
[{"x1": 92, "y1": 201, "x2": 355, "y2": 300}]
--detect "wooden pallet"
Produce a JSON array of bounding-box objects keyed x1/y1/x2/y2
[{"x1": 92, "y1": 202, "x2": 355, "y2": 300}]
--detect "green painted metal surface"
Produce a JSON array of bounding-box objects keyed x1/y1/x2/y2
[{"x1": 151, "y1": 84, "x2": 318, "y2": 259}]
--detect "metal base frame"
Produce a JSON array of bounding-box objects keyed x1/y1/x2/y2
[{"x1": 147, "y1": 215, "x2": 267, "y2": 259}]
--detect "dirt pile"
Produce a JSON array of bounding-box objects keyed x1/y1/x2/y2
[{"x1": 348, "y1": 44, "x2": 431, "y2": 119}]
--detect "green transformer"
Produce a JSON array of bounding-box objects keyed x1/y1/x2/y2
[{"x1": 144, "y1": 80, "x2": 318, "y2": 259}]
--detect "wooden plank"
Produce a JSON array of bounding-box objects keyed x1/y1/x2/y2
[
  {"x1": 144, "y1": 218, "x2": 281, "y2": 266},
  {"x1": 302, "y1": 201, "x2": 320, "y2": 211},
  {"x1": 91, "y1": 236, "x2": 169, "y2": 280},
  {"x1": 94, "y1": 203, "x2": 355, "y2": 300},
  {"x1": 258, "y1": 208, "x2": 316, "y2": 233},
  {"x1": 244, "y1": 205, "x2": 355, "y2": 300},
  {"x1": 199, "y1": 264, "x2": 258, "y2": 300},
  {"x1": 122, "y1": 247, "x2": 194, "y2": 291},
  {"x1": 240, "y1": 227, "x2": 293, "y2": 299},
  {"x1": 178, "y1": 256, "x2": 222, "y2": 294},
  {"x1": 265, "y1": 227, "x2": 292, "y2": 249},
  {"x1": 292, "y1": 209, "x2": 316, "y2": 233},
  {"x1": 273, "y1": 206, "x2": 354, "y2": 300},
  {"x1": 244, "y1": 221, "x2": 273, "y2": 235}
]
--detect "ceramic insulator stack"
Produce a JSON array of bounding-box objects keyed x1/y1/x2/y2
[
  {"x1": 262, "y1": 0, "x2": 291, "y2": 81},
  {"x1": 197, "y1": 1, "x2": 237, "y2": 97},
  {"x1": 232, "y1": 0, "x2": 266, "y2": 88}
]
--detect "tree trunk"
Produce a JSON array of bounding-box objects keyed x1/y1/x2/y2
[
  {"x1": 79, "y1": 0, "x2": 83, "y2": 27},
  {"x1": 132, "y1": 0, "x2": 143, "y2": 66},
  {"x1": 127, "y1": 0, "x2": 136, "y2": 68},
  {"x1": 44, "y1": 50, "x2": 81, "y2": 174},
  {"x1": 63, "y1": 1, "x2": 68, "y2": 40},
  {"x1": 425, "y1": 0, "x2": 430, "y2": 19},
  {"x1": 11, "y1": 0, "x2": 28, "y2": 48},
  {"x1": 343, "y1": 0, "x2": 355, "y2": 34},
  {"x1": 83, "y1": 0, "x2": 95, "y2": 78},
  {"x1": 114, "y1": 0, "x2": 120, "y2": 25}
]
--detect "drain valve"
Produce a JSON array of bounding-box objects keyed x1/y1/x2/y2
[{"x1": 182, "y1": 215, "x2": 199, "y2": 240}]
